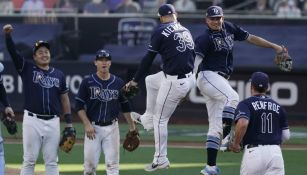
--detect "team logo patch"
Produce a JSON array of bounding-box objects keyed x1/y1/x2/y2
[
  {"x1": 33, "y1": 71, "x2": 60, "y2": 88},
  {"x1": 213, "y1": 8, "x2": 219, "y2": 14},
  {"x1": 90, "y1": 86, "x2": 119, "y2": 102}
]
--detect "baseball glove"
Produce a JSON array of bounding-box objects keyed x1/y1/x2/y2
[
  {"x1": 1, "y1": 114, "x2": 17, "y2": 135},
  {"x1": 121, "y1": 85, "x2": 139, "y2": 99},
  {"x1": 123, "y1": 129, "x2": 140, "y2": 152},
  {"x1": 274, "y1": 46, "x2": 293, "y2": 72},
  {"x1": 59, "y1": 127, "x2": 76, "y2": 153}
]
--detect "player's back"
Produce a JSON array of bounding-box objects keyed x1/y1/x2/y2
[
  {"x1": 150, "y1": 22, "x2": 195, "y2": 75},
  {"x1": 239, "y1": 95, "x2": 288, "y2": 146}
]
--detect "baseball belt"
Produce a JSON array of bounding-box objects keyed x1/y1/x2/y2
[
  {"x1": 164, "y1": 72, "x2": 193, "y2": 80},
  {"x1": 217, "y1": 71, "x2": 230, "y2": 80},
  {"x1": 92, "y1": 118, "x2": 118, "y2": 127},
  {"x1": 25, "y1": 110, "x2": 57, "y2": 120}
]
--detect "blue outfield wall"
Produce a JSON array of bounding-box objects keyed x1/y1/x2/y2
[{"x1": 1, "y1": 61, "x2": 306, "y2": 121}]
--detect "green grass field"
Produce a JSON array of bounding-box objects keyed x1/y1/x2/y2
[{"x1": 2, "y1": 122, "x2": 307, "y2": 174}]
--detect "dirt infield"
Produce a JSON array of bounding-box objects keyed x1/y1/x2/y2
[{"x1": 6, "y1": 168, "x2": 43, "y2": 175}]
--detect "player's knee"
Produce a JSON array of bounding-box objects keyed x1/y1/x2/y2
[{"x1": 227, "y1": 93, "x2": 239, "y2": 108}]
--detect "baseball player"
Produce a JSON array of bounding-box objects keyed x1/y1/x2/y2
[
  {"x1": 75, "y1": 49, "x2": 136, "y2": 175},
  {"x1": 126, "y1": 4, "x2": 196, "y2": 172},
  {"x1": 229, "y1": 72, "x2": 290, "y2": 175},
  {"x1": 3, "y1": 24, "x2": 73, "y2": 175},
  {"x1": 0, "y1": 66, "x2": 15, "y2": 175},
  {"x1": 194, "y1": 6, "x2": 288, "y2": 175}
]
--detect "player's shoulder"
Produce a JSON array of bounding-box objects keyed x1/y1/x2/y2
[
  {"x1": 49, "y1": 66, "x2": 65, "y2": 76},
  {"x1": 195, "y1": 29, "x2": 210, "y2": 42},
  {"x1": 224, "y1": 20, "x2": 240, "y2": 31},
  {"x1": 81, "y1": 74, "x2": 95, "y2": 83},
  {"x1": 111, "y1": 74, "x2": 125, "y2": 84}
]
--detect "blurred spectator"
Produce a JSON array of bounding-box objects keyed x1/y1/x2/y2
[
  {"x1": 277, "y1": 0, "x2": 301, "y2": 17},
  {"x1": 59, "y1": 0, "x2": 76, "y2": 13},
  {"x1": 21, "y1": 0, "x2": 46, "y2": 14},
  {"x1": 222, "y1": 0, "x2": 243, "y2": 8},
  {"x1": 105, "y1": 0, "x2": 122, "y2": 12},
  {"x1": 12, "y1": 0, "x2": 24, "y2": 11},
  {"x1": 83, "y1": 0, "x2": 109, "y2": 14},
  {"x1": 256, "y1": 0, "x2": 267, "y2": 11},
  {"x1": 166, "y1": 0, "x2": 176, "y2": 4},
  {"x1": 213, "y1": 0, "x2": 223, "y2": 6},
  {"x1": 173, "y1": 0, "x2": 196, "y2": 12},
  {"x1": 140, "y1": 0, "x2": 165, "y2": 13},
  {"x1": 44, "y1": 0, "x2": 58, "y2": 9},
  {"x1": 0, "y1": 0, "x2": 14, "y2": 14},
  {"x1": 115, "y1": 0, "x2": 141, "y2": 13},
  {"x1": 297, "y1": 0, "x2": 307, "y2": 10}
]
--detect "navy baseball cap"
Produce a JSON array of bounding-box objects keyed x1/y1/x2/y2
[
  {"x1": 158, "y1": 4, "x2": 176, "y2": 17},
  {"x1": 33, "y1": 40, "x2": 50, "y2": 53},
  {"x1": 96, "y1": 49, "x2": 111, "y2": 60},
  {"x1": 250, "y1": 72, "x2": 269, "y2": 90},
  {"x1": 206, "y1": 6, "x2": 223, "y2": 17}
]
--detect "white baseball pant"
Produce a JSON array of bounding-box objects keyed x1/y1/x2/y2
[
  {"x1": 84, "y1": 121, "x2": 119, "y2": 175},
  {"x1": 241, "y1": 145, "x2": 284, "y2": 175},
  {"x1": 146, "y1": 71, "x2": 195, "y2": 164},
  {"x1": 0, "y1": 137, "x2": 4, "y2": 175},
  {"x1": 20, "y1": 110, "x2": 60, "y2": 175},
  {"x1": 138, "y1": 71, "x2": 165, "y2": 130},
  {"x1": 197, "y1": 71, "x2": 239, "y2": 140}
]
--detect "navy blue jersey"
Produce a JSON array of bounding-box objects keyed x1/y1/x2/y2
[
  {"x1": 195, "y1": 21, "x2": 249, "y2": 75},
  {"x1": 75, "y1": 74, "x2": 129, "y2": 123},
  {"x1": 0, "y1": 73, "x2": 9, "y2": 107},
  {"x1": 149, "y1": 21, "x2": 195, "y2": 75},
  {"x1": 5, "y1": 35, "x2": 68, "y2": 115},
  {"x1": 235, "y1": 95, "x2": 289, "y2": 146}
]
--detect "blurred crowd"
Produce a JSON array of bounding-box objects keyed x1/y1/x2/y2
[{"x1": 0, "y1": 0, "x2": 305, "y2": 17}]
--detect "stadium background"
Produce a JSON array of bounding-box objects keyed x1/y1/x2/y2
[{"x1": 0, "y1": 0, "x2": 307, "y2": 174}]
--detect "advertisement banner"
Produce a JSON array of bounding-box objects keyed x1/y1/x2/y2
[{"x1": 1, "y1": 61, "x2": 306, "y2": 120}]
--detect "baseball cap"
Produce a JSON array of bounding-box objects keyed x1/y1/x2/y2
[
  {"x1": 95, "y1": 49, "x2": 111, "y2": 60},
  {"x1": 158, "y1": 4, "x2": 176, "y2": 17},
  {"x1": 250, "y1": 72, "x2": 269, "y2": 90},
  {"x1": 206, "y1": 6, "x2": 223, "y2": 17},
  {"x1": 33, "y1": 40, "x2": 50, "y2": 54}
]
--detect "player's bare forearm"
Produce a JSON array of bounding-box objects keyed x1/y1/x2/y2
[
  {"x1": 78, "y1": 109, "x2": 96, "y2": 139},
  {"x1": 60, "y1": 93, "x2": 72, "y2": 126},
  {"x1": 77, "y1": 110, "x2": 90, "y2": 126},
  {"x1": 233, "y1": 118, "x2": 249, "y2": 146},
  {"x1": 247, "y1": 34, "x2": 282, "y2": 52},
  {"x1": 123, "y1": 112, "x2": 136, "y2": 131}
]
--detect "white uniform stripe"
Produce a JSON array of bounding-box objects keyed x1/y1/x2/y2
[{"x1": 157, "y1": 81, "x2": 173, "y2": 162}]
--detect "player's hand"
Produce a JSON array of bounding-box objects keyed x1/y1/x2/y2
[
  {"x1": 85, "y1": 123, "x2": 96, "y2": 140},
  {"x1": 3, "y1": 24, "x2": 13, "y2": 35},
  {"x1": 274, "y1": 45, "x2": 284, "y2": 53},
  {"x1": 229, "y1": 142, "x2": 241, "y2": 153},
  {"x1": 125, "y1": 80, "x2": 138, "y2": 91},
  {"x1": 4, "y1": 106, "x2": 15, "y2": 118}
]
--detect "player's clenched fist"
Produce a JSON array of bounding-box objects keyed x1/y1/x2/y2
[{"x1": 3, "y1": 24, "x2": 13, "y2": 34}]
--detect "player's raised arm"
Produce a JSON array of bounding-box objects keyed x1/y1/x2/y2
[
  {"x1": 246, "y1": 34, "x2": 283, "y2": 53},
  {"x1": 3, "y1": 24, "x2": 25, "y2": 71}
]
